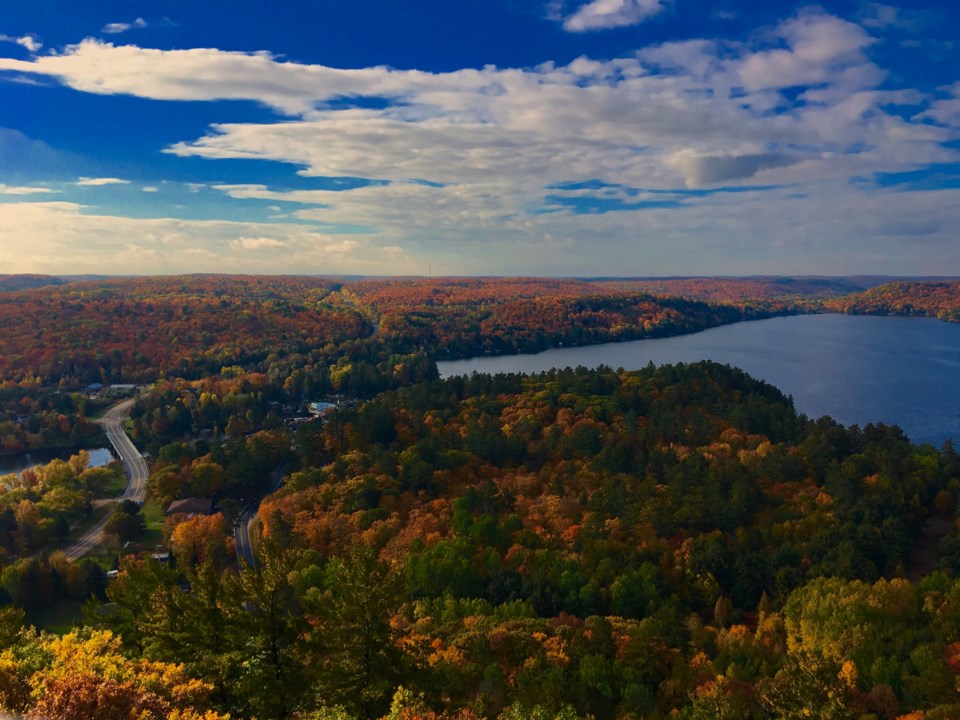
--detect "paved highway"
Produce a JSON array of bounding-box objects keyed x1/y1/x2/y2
[
  {"x1": 64, "y1": 398, "x2": 147, "y2": 561},
  {"x1": 235, "y1": 502, "x2": 257, "y2": 569},
  {"x1": 234, "y1": 464, "x2": 286, "y2": 570}
]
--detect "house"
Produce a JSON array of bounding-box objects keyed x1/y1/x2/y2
[
  {"x1": 308, "y1": 401, "x2": 337, "y2": 417},
  {"x1": 165, "y1": 497, "x2": 213, "y2": 517}
]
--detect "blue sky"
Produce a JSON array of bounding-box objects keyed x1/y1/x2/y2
[{"x1": 0, "y1": 0, "x2": 958, "y2": 276}]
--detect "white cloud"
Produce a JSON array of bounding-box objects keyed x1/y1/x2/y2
[
  {"x1": 561, "y1": 0, "x2": 666, "y2": 32},
  {"x1": 202, "y1": 171, "x2": 960, "y2": 276},
  {"x1": 325, "y1": 239, "x2": 361, "y2": 254},
  {"x1": 183, "y1": 247, "x2": 219, "y2": 260},
  {"x1": 860, "y1": 3, "x2": 930, "y2": 31},
  {"x1": 860, "y1": 3, "x2": 901, "y2": 29},
  {"x1": 117, "y1": 243, "x2": 160, "y2": 261},
  {"x1": 735, "y1": 12, "x2": 877, "y2": 92},
  {"x1": 2, "y1": 172, "x2": 960, "y2": 276},
  {"x1": 0, "y1": 8, "x2": 958, "y2": 274},
  {"x1": 920, "y1": 82, "x2": 960, "y2": 128},
  {"x1": 229, "y1": 236, "x2": 289, "y2": 250},
  {"x1": 0, "y1": 184, "x2": 55, "y2": 195},
  {"x1": 102, "y1": 18, "x2": 147, "y2": 34},
  {"x1": 0, "y1": 201, "x2": 414, "y2": 275},
  {"x1": 0, "y1": 39, "x2": 462, "y2": 115},
  {"x1": 214, "y1": 181, "x2": 539, "y2": 238},
  {"x1": 76, "y1": 177, "x2": 130, "y2": 186},
  {"x1": 17, "y1": 36, "x2": 42, "y2": 53},
  {"x1": 141, "y1": 186, "x2": 159, "y2": 192},
  {"x1": 665, "y1": 150, "x2": 804, "y2": 187},
  {"x1": 0, "y1": 34, "x2": 42, "y2": 53}
]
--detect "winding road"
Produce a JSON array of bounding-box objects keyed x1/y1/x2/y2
[
  {"x1": 234, "y1": 464, "x2": 285, "y2": 570},
  {"x1": 64, "y1": 398, "x2": 148, "y2": 561}
]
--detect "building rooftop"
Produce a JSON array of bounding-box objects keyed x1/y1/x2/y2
[{"x1": 165, "y1": 497, "x2": 213, "y2": 517}]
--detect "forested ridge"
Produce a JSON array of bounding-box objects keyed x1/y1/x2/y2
[
  {"x1": 0, "y1": 276, "x2": 797, "y2": 387},
  {"x1": 0, "y1": 275, "x2": 958, "y2": 718},
  {"x1": 1, "y1": 276, "x2": 957, "y2": 390},
  {"x1": 0, "y1": 276, "x2": 371, "y2": 385},
  {"x1": 0, "y1": 274, "x2": 67, "y2": 292},
  {"x1": 826, "y1": 281, "x2": 960, "y2": 323}
]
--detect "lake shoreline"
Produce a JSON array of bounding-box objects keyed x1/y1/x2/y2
[
  {"x1": 438, "y1": 314, "x2": 960, "y2": 447},
  {"x1": 0, "y1": 445, "x2": 116, "y2": 476},
  {"x1": 432, "y1": 308, "x2": 958, "y2": 365}
]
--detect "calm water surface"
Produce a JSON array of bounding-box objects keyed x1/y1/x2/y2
[
  {"x1": 0, "y1": 447, "x2": 115, "y2": 476},
  {"x1": 438, "y1": 315, "x2": 960, "y2": 446}
]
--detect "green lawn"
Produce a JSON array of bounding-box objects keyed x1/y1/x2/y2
[
  {"x1": 74, "y1": 529, "x2": 163, "y2": 569},
  {"x1": 141, "y1": 498, "x2": 165, "y2": 530},
  {"x1": 136, "y1": 500, "x2": 167, "y2": 556},
  {"x1": 93, "y1": 463, "x2": 128, "y2": 498},
  {"x1": 85, "y1": 404, "x2": 109, "y2": 421},
  {"x1": 32, "y1": 597, "x2": 86, "y2": 634}
]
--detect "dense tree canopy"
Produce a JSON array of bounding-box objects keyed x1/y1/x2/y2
[
  {"x1": 827, "y1": 281, "x2": 960, "y2": 323},
  {"x1": 1, "y1": 275, "x2": 959, "y2": 718}
]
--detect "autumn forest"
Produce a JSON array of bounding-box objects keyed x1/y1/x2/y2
[{"x1": 0, "y1": 274, "x2": 958, "y2": 720}]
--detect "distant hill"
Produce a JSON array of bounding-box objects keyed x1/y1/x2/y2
[
  {"x1": 0, "y1": 275, "x2": 371, "y2": 384},
  {"x1": 588, "y1": 276, "x2": 871, "y2": 301},
  {"x1": 0, "y1": 274, "x2": 67, "y2": 292},
  {"x1": 827, "y1": 280, "x2": 960, "y2": 322},
  {"x1": 57, "y1": 274, "x2": 129, "y2": 282}
]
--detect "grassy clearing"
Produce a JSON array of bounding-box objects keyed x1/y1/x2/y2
[
  {"x1": 85, "y1": 405, "x2": 109, "y2": 421},
  {"x1": 78, "y1": 526, "x2": 164, "y2": 572},
  {"x1": 85, "y1": 552, "x2": 119, "y2": 571},
  {"x1": 87, "y1": 393, "x2": 138, "y2": 421},
  {"x1": 92, "y1": 462, "x2": 128, "y2": 498},
  {"x1": 137, "y1": 527, "x2": 163, "y2": 551},
  {"x1": 32, "y1": 598, "x2": 86, "y2": 634},
  {"x1": 142, "y1": 498, "x2": 165, "y2": 531}
]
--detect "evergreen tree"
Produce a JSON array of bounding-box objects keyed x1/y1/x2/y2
[
  {"x1": 142, "y1": 560, "x2": 243, "y2": 710},
  {"x1": 230, "y1": 540, "x2": 311, "y2": 719},
  {"x1": 308, "y1": 546, "x2": 407, "y2": 719}
]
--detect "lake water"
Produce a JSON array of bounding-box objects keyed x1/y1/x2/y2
[
  {"x1": 438, "y1": 314, "x2": 960, "y2": 446},
  {"x1": 0, "y1": 447, "x2": 115, "y2": 476}
]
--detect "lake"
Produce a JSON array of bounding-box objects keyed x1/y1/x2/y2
[
  {"x1": 438, "y1": 314, "x2": 960, "y2": 446},
  {"x1": 0, "y1": 447, "x2": 115, "y2": 477}
]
